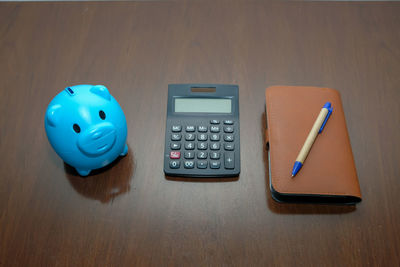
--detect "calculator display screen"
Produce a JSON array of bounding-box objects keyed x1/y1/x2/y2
[{"x1": 174, "y1": 98, "x2": 231, "y2": 113}]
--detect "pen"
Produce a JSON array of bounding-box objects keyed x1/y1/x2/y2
[{"x1": 291, "y1": 102, "x2": 333, "y2": 177}]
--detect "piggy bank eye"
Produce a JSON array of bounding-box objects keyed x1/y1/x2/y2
[
  {"x1": 73, "y1": 124, "x2": 81, "y2": 133},
  {"x1": 99, "y1": 110, "x2": 106, "y2": 120}
]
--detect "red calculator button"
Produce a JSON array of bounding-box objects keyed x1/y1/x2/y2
[{"x1": 170, "y1": 151, "x2": 181, "y2": 159}]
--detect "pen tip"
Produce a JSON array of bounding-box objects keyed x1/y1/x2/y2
[{"x1": 291, "y1": 174, "x2": 294, "y2": 177}]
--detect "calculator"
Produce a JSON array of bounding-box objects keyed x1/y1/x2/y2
[{"x1": 163, "y1": 84, "x2": 240, "y2": 177}]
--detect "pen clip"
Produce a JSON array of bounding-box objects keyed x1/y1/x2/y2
[{"x1": 318, "y1": 107, "x2": 333, "y2": 133}]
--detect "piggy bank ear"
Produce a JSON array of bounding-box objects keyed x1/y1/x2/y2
[
  {"x1": 90, "y1": 85, "x2": 111, "y2": 101},
  {"x1": 46, "y1": 104, "x2": 62, "y2": 127}
]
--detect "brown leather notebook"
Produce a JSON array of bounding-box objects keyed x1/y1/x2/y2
[{"x1": 265, "y1": 86, "x2": 362, "y2": 204}]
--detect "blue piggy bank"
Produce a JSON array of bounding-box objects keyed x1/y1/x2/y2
[{"x1": 45, "y1": 85, "x2": 128, "y2": 176}]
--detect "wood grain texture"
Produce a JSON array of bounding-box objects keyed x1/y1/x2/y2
[{"x1": 0, "y1": 1, "x2": 399, "y2": 266}]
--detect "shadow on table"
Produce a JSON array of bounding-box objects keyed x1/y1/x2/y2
[
  {"x1": 165, "y1": 176, "x2": 239, "y2": 183},
  {"x1": 64, "y1": 145, "x2": 135, "y2": 203},
  {"x1": 261, "y1": 112, "x2": 356, "y2": 214}
]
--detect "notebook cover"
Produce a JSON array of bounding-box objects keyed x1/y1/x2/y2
[{"x1": 265, "y1": 86, "x2": 362, "y2": 204}]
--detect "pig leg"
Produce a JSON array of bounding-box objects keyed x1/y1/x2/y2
[
  {"x1": 120, "y1": 144, "x2": 128, "y2": 156},
  {"x1": 76, "y1": 168, "x2": 91, "y2": 176}
]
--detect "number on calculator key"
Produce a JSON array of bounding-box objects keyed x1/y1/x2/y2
[
  {"x1": 184, "y1": 160, "x2": 194, "y2": 169},
  {"x1": 185, "y1": 142, "x2": 195, "y2": 150},
  {"x1": 198, "y1": 151, "x2": 207, "y2": 159},
  {"x1": 210, "y1": 142, "x2": 220, "y2": 150},
  {"x1": 198, "y1": 142, "x2": 208, "y2": 150}
]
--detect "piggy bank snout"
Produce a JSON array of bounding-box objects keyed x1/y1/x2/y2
[{"x1": 77, "y1": 122, "x2": 117, "y2": 157}]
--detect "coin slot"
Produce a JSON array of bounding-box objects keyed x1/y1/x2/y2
[{"x1": 66, "y1": 87, "x2": 75, "y2": 95}]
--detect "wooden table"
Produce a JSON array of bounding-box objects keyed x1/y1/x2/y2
[{"x1": 1, "y1": 2, "x2": 399, "y2": 266}]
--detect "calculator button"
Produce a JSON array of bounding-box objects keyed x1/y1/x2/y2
[
  {"x1": 198, "y1": 133, "x2": 208, "y2": 141},
  {"x1": 210, "y1": 152, "x2": 220, "y2": 159},
  {"x1": 198, "y1": 142, "x2": 208, "y2": 150},
  {"x1": 224, "y1": 143, "x2": 234, "y2": 150},
  {"x1": 224, "y1": 152, "x2": 235, "y2": 169},
  {"x1": 210, "y1": 142, "x2": 220, "y2": 150},
  {"x1": 197, "y1": 161, "x2": 208, "y2": 169},
  {"x1": 185, "y1": 142, "x2": 195, "y2": 150},
  {"x1": 210, "y1": 134, "x2": 220, "y2": 141},
  {"x1": 198, "y1": 126, "x2": 208, "y2": 132},
  {"x1": 210, "y1": 126, "x2": 220, "y2": 133},
  {"x1": 186, "y1": 126, "x2": 195, "y2": 132},
  {"x1": 184, "y1": 160, "x2": 195, "y2": 169},
  {"x1": 172, "y1": 125, "x2": 182, "y2": 132},
  {"x1": 170, "y1": 151, "x2": 180, "y2": 159},
  {"x1": 171, "y1": 133, "x2": 182, "y2": 141},
  {"x1": 223, "y1": 120, "x2": 233, "y2": 125},
  {"x1": 224, "y1": 134, "x2": 234, "y2": 142},
  {"x1": 184, "y1": 151, "x2": 195, "y2": 159},
  {"x1": 210, "y1": 161, "x2": 221, "y2": 169},
  {"x1": 171, "y1": 143, "x2": 181, "y2": 150},
  {"x1": 223, "y1": 126, "x2": 234, "y2": 133},
  {"x1": 210, "y1": 119, "x2": 220, "y2": 124},
  {"x1": 185, "y1": 133, "x2": 195, "y2": 141},
  {"x1": 169, "y1": 160, "x2": 180, "y2": 169},
  {"x1": 197, "y1": 151, "x2": 207, "y2": 159}
]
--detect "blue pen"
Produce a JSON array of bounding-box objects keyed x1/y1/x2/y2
[{"x1": 292, "y1": 102, "x2": 333, "y2": 177}]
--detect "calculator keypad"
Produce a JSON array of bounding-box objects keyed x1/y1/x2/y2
[{"x1": 166, "y1": 119, "x2": 238, "y2": 175}]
